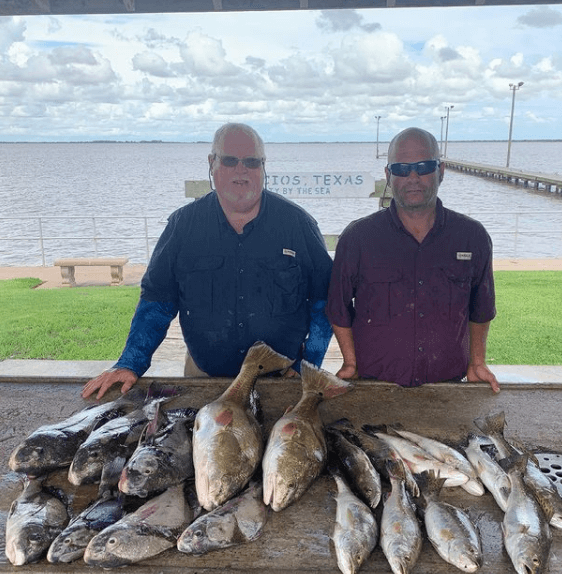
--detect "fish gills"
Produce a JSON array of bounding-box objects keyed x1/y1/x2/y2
[{"x1": 262, "y1": 361, "x2": 354, "y2": 512}]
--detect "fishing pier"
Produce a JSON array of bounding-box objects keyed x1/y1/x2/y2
[{"x1": 444, "y1": 159, "x2": 562, "y2": 194}]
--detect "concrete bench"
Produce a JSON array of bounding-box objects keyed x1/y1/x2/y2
[{"x1": 54, "y1": 257, "x2": 129, "y2": 287}]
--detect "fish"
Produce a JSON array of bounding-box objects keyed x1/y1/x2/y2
[
  {"x1": 379, "y1": 459, "x2": 422, "y2": 574},
  {"x1": 329, "y1": 419, "x2": 420, "y2": 498},
  {"x1": 363, "y1": 426, "x2": 470, "y2": 488},
  {"x1": 8, "y1": 389, "x2": 145, "y2": 476},
  {"x1": 83, "y1": 482, "x2": 194, "y2": 568},
  {"x1": 193, "y1": 341, "x2": 294, "y2": 511},
  {"x1": 5, "y1": 477, "x2": 69, "y2": 566},
  {"x1": 390, "y1": 427, "x2": 484, "y2": 496},
  {"x1": 331, "y1": 468, "x2": 378, "y2": 574},
  {"x1": 119, "y1": 407, "x2": 197, "y2": 498},
  {"x1": 262, "y1": 361, "x2": 353, "y2": 512},
  {"x1": 499, "y1": 453, "x2": 552, "y2": 574},
  {"x1": 418, "y1": 470, "x2": 483, "y2": 573},
  {"x1": 464, "y1": 433, "x2": 511, "y2": 512},
  {"x1": 68, "y1": 395, "x2": 168, "y2": 486},
  {"x1": 46, "y1": 490, "x2": 127, "y2": 563},
  {"x1": 177, "y1": 480, "x2": 267, "y2": 555},
  {"x1": 326, "y1": 426, "x2": 382, "y2": 510},
  {"x1": 474, "y1": 411, "x2": 562, "y2": 529}
]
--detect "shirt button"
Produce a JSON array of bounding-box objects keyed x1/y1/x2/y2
[
  {"x1": 238, "y1": 295, "x2": 244, "y2": 301},
  {"x1": 238, "y1": 323, "x2": 244, "y2": 328},
  {"x1": 239, "y1": 268, "x2": 244, "y2": 274},
  {"x1": 240, "y1": 349, "x2": 245, "y2": 354},
  {"x1": 418, "y1": 346, "x2": 423, "y2": 352},
  {"x1": 418, "y1": 280, "x2": 423, "y2": 285},
  {"x1": 419, "y1": 312, "x2": 424, "y2": 318}
]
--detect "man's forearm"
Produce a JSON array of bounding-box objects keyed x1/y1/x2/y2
[{"x1": 469, "y1": 321, "x2": 491, "y2": 366}]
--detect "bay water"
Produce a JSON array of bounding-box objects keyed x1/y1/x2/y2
[{"x1": 1, "y1": 140, "x2": 561, "y2": 265}]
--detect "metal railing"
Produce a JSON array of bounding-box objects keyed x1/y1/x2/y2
[{"x1": 1, "y1": 212, "x2": 561, "y2": 265}]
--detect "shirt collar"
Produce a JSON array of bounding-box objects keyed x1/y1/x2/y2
[
  {"x1": 389, "y1": 196, "x2": 445, "y2": 236},
  {"x1": 212, "y1": 189, "x2": 267, "y2": 237}
]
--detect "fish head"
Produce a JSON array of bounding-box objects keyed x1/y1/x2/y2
[
  {"x1": 120, "y1": 447, "x2": 184, "y2": 497},
  {"x1": 83, "y1": 525, "x2": 136, "y2": 568},
  {"x1": 448, "y1": 543, "x2": 483, "y2": 573},
  {"x1": 5, "y1": 522, "x2": 52, "y2": 566},
  {"x1": 510, "y1": 546, "x2": 548, "y2": 574},
  {"x1": 334, "y1": 531, "x2": 369, "y2": 574},
  {"x1": 263, "y1": 466, "x2": 305, "y2": 513},
  {"x1": 84, "y1": 523, "x2": 172, "y2": 568},
  {"x1": 47, "y1": 526, "x2": 93, "y2": 563},
  {"x1": 178, "y1": 515, "x2": 237, "y2": 555},
  {"x1": 68, "y1": 445, "x2": 105, "y2": 486},
  {"x1": 8, "y1": 437, "x2": 67, "y2": 476}
]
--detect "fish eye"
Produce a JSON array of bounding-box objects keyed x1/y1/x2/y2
[
  {"x1": 193, "y1": 530, "x2": 203, "y2": 538},
  {"x1": 63, "y1": 537, "x2": 73, "y2": 546},
  {"x1": 107, "y1": 537, "x2": 118, "y2": 547},
  {"x1": 143, "y1": 468, "x2": 153, "y2": 475},
  {"x1": 89, "y1": 450, "x2": 100, "y2": 460}
]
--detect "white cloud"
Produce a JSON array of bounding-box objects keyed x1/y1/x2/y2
[{"x1": 0, "y1": 6, "x2": 561, "y2": 142}]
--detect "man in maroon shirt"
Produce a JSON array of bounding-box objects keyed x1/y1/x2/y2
[{"x1": 326, "y1": 127, "x2": 499, "y2": 392}]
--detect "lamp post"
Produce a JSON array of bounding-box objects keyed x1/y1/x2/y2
[
  {"x1": 440, "y1": 116, "x2": 446, "y2": 156},
  {"x1": 444, "y1": 105, "x2": 454, "y2": 159},
  {"x1": 375, "y1": 115, "x2": 382, "y2": 159},
  {"x1": 506, "y1": 81, "x2": 524, "y2": 168}
]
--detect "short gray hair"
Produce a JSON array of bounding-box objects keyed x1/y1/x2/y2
[
  {"x1": 211, "y1": 123, "x2": 266, "y2": 160},
  {"x1": 388, "y1": 127, "x2": 440, "y2": 163}
]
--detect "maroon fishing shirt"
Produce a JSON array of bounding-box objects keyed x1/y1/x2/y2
[{"x1": 326, "y1": 198, "x2": 496, "y2": 387}]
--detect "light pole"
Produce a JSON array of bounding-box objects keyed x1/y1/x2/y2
[
  {"x1": 375, "y1": 116, "x2": 382, "y2": 159},
  {"x1": 440, "y1": 116, "x2": 446, "y2": 156},
  {"x1": 444, "y1": 105, "x2": 454, "y2": 159},
  {"x1": 506, "y1": 81, "x2": 524, "y2": 168}
]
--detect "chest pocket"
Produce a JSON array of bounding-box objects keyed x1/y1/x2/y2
[
  {"x1": 258, "y1": 256, "x2": 305, "y2": 316},
  {"x1": 440, "y1": 266, "x2": 473, "y2": 321},
  {"x1": 178, "y1": 256, "x2": 224, "y2": 315},
  {"x1": 355, "y1": 268, "x2": 403, "y2": 326}
]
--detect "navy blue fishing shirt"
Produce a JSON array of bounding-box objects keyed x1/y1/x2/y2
[{"x1": 116, "y1": 190, "x2": 333, "y2": 377}]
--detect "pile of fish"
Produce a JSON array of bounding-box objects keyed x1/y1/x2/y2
[
  {"x1": 4, "y1": 343, "x2": 562, "y2": 573},
  {"x1": 4, "y1": 341, "x2": 354, "y2": 568}
]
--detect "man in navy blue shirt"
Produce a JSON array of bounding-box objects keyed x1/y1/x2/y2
[
  {"x1": 83, "y1": 123, "x2": 333, "y2": 399},
  {"x1": 327, "y1": 127, "x2": 499, "y2": 392}
]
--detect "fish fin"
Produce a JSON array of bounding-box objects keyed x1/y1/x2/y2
[
  {"x1": 362, "y1": 423, "x2": 388, "y2": 435},
  {"x1": 300, "y1": 361, "x2": 354, "y2": 399},
  {"x1": 416, "y1": 469, "x2": 445, "y2": 499}
]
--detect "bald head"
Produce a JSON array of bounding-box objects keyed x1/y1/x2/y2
[{"x1": 387, "y1": 127, "x2": 440, "y2": 164}]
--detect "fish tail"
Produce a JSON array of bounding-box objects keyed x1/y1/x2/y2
[
  {"x1": 498, "y1": 452, "x2": 528, "y2": 475},
  {"x1": 300, "y1": 361, "x2": 354, "y2": 400},
  {"x1": 417, "y1": 470, "x2": 445, "y2": 499},
  {"x1": 243, "y1": 341, "x2": 295, "y2": 376},
  {"x1": 473, "y1": 411, "x2": 506, "y2": 438},
  {"x1": 386, "y1": 458, "x2": 407, "y2": 482}
]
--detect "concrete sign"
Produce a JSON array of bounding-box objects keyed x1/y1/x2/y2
[{"x1": 266, "y1": 172, "x2": 375, "y2": 198}]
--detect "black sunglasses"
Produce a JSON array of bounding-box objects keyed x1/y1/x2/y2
[
  {"x1": 218, "y1": 155, "x2": 263, "y2": 169},
  {"x1": 387, "y1": 160, "x2": 440, "y2": 177}
]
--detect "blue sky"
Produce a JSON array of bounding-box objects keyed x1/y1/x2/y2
[{"x1": 0, "y1": 4, "x2": 561, "y2": 142}]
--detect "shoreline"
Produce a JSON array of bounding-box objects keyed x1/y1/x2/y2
[{"x1": 0, "y1": 259, "x2": 561, "y2": 289}]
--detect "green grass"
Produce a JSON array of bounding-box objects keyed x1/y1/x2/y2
[
  {"x1": 487, "y1": 271, "x2": 562, "y2": 365},
  {"x1": 0, "y1": 278, "x2": 139, "y2": 360},
  {"x1": 0, "y1": 271, "x2": 561, "y2": 364}
]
